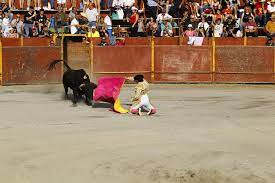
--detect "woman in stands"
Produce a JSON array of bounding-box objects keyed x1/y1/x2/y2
[
  {"x1": 129, "y1": 6, "x2": 139, "y2": 37},
  {"x1": 126, "y1": 75, "x2": 157, "y2": 116}
]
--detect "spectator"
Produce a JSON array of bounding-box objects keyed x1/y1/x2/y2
[
  {"x1": 112, "y1": 6, "x2": 124, "y2": 20},
  {"x1": 254, "y1": 0, "x2": 268, "y2": 26},
  {"x1": 10, "y1": 14, "x2": 23, "y2": 37},
  {"x1": 222, "y1": 2, "x2": 232, "y2": 15},
  {"x1": 265, "y1": 13, "x2": 275, "y2": 40},
  {"x1": 99, "y1": 26, "x2": 109, "y2": 37},
  {"x1": 147, "y1": 0, "x2": 159, "y2": 20},
  {"x1": 224, "y1": 15, "x2": 236, "y2": 36},
  {"x1": 69, "y1": 7, "x2": 77, "y2": 21},
  {"x1": 129, "y1": 6, "x2": 139, "y2": 37},
  {"x1": 70, "y1": 13, "x2": 82, "y2": 34},
  {"x1": 212, "y1": 0, "x2": 222, "y2": 14},
  {"x1": 8, "y1": 0, "x2": 14, "y2": 10},
  {"x1": 97, "y1": 16, "x2": 107, "y2": 30},
  {"x1": 43, "y1": 0, "x2": 54, "y2": 10},
  {"x1": 189, "y1": 15, "x2": 199, "y2": 30},
  {"x1": 2, "y1": 12, "x2": 10, "y2": 33},
  {"x1": 98, "y1": 36, "x2": 109, "y2": 46},
  {"x1": 55, "y1": 7, "x2": 68, "y2": 33},
  {"x1": 197, "y1": 16, "x2": 209, "y2": 33},
  {"x1": 196, "y1": 26, "x2": 205, "y2": 37},
  {"x1": 116, "y1": 37, "x2": 125, "y2": 45},
  {"x1": 137, "y1": 16, "x2": 145, "y2": 37},
  {"x1": 104, "y1": 14, "x2": 112, "y2": 36},
  {"x1": 88, "y1": 26, "x2": 100, "y2": 37},
  {"x1": 36, "y1": 9, "x2": 47, "y2": 35},
  {"x1": 160, "y1": 19, "x2": 173, "y2": 37},
  {"x1": 221, "y1": 26, "x2": 228, "y2": 37},
  {"x1": 58, "y1": 0, "x2": 66, "y2": 9},
  {"x1": 33, "y1": 0, "x2": 41, "y2": 10},
  {"x1": 214, "y1": 9, "x2": 224, "y2": 22},
  {"x1": 146, "y1": 17, "x2": 158, "y2": 36},
  {"x1": 232, "y1": 28, "x2": 243, "y2": 37},
  {"x1": 49, "y1": 15, "x2": 56, "y2": 32},
  {"x1": 1, "y1": 0, "x2": 10, "y2": 13},
  {"x1": 180, "y1": 11, "x2": 190, "y2": 30},
  {"x1": 112, "y1": 0, "x2": 123, "y2": 8},
  {"x1": 183, "y1": 24, "x2": 196, "y2": 37},
  {"x1": 213, "y1": 18, "x2": 223, "y2": 37},
  {"x1": 244, "y1": 16, "x2": 258, "y2": 37},
  {"x1": 241, "y1": 6, "x2": 254, "y2": 29},
  {"x1": 39, "y1": 26, "x2": 52, "y2": 37},
  {"x1": 23, "y1": 7, "x2": 36, "y2": 37},
  {"x1": 156, "y1": 8, "x2": 172, "y2": 25},
  {"x1": 86, "y1": 3, "x2": 98, "y2": 27},
  {"x1": 19, "y1": 0, "x2": 24, "y2": 9},
  {"x1": 7, "y1": 28, "x2": 18, "y2": 37},
  {"x1": 81, "y1": 0, "x2": 89, "y2": 11},
  {"x1": 268, "y1": 0, "x2": 275, "y2": 14}
]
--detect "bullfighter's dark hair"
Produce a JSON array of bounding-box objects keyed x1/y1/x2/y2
[{"x1": 134, "y1": 75, "x2": 144, "y2": 82}]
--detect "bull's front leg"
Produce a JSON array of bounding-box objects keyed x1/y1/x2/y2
[{"x1": 72, "y1": 88, "x2": 78, "y2": 106}]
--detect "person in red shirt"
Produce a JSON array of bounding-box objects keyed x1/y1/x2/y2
[
  {"x1": 254, "y1": 0, "x2": 268, "y2": 26},
  {"x1": 245, "y1": 16, "x2": 258, "y2": 37},
  {"x1": 129, "y1": 6, "x2": 139, "y2": 37}
]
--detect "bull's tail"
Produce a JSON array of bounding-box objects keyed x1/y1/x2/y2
[{"x1": 48, "y1": 60, "x2": 72, "y2": 71}]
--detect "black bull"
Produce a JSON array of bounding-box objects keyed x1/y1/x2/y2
[{"x1": 48, "y1": 60, "x2": 97, "y2": 105}]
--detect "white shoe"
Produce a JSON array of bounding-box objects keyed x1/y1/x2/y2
[{"x1": 138, "y1": 108, "x2": 142, "y2": 116}]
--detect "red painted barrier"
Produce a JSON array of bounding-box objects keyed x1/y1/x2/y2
[
  {"x1": 215, "y1": 37, "x2": 244, "y2": 45},
  {"x1": 2, "y1": 47, "x2": 61, "y2": 85},
  {"x1": 2, "y1": 38, "x2": 21, "y2": 46},
  {"x1": 215, "y1": 46, "x2": 274, "y2": 83},
  {"x1": 154, "y1": 46, "x2": 212, "y2": 82},
  {"x1": 124, "y1": 37, "x2": 151, "y2": 45},
  {"x1": 155, "y1": 37, "x2": 180, "y2": 45},
  {"x1": 23, "y1": 38, "x2": 53, "y2": 46},
  {"x1": 1, "y1": 38, "x2": 274, "y2": 85},
  {"x1": 93, "y1": 46, "x2": 151, "y2": 80},
  {"x1": 247, "y1": 37, "x2": 267, "y2": 46}
]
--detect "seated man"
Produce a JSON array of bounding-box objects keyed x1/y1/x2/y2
[
  {"x1": 160, "y1": 19, "x2": 173, "y2": 37},
  {"x1": 265, "y1": 13, "x2": 275, "y2": 39},
  {"x1": 88, "y1": 26, "x2": 100, "y2": 37},
  {"x1": 127, "y1": 75, "x2": 157, "y2": 116}
]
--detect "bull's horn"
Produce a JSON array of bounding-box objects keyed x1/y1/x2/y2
[{"x1": 79, "y1": 83, "x2": 85, "y2": 90}]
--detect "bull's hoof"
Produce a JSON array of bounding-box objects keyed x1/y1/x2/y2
[
  {"x1": 86, "y1": 100, "x2": 94, "y2": 107},
  {"x1": 72, "y1": 103, "x2": 77, "y2": 107}
]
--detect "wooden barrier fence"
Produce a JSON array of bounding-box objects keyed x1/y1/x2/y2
[{"x1": 0, "y1": 37, "x2": 274, "y2": 85}]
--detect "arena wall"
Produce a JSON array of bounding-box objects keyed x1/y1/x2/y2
[{"x1": 0, "y1": 37, "x2": 274, "y2": 85}]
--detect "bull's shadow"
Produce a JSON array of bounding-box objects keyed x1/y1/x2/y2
[
  {"x1": 62, "y1": 93, "x2": 114, "y2": 108},
  {"x1": 92, "y1": 102, "x2": 113, "y2": 108}
]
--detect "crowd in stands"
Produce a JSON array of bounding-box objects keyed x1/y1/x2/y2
[{"x1": 0, "y1": 0, "x2": 274, "y2": 44}]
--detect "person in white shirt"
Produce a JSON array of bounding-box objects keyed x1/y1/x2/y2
[
  {"x1": 268, "y1": 0, "x2": 275, "y2": 14},
  {"x1": 112, "y1": 0, "x2": 123, "y2": 7},
  {"x1": 2, "y1": 12, "x2": 11, "y2": 34},
  {"x1": 156, "y1": 9, "x2": 172, "y2": 24},
  {"x1": 198, "y1": 16, "x2": 209, "y2": 32},
  {"x1": 213, "y1": 18, "x2": 223, "y2": 37},
  {"x1": 122, "y1": 0, "x2": 134, "y2": 7},
  {"x1": 85, "y1": 3, "x2": 98, "y2": 27},
  {"x1": 104, "y1": 14, "x2": 112, "y2": 36},
  {"x1": 70, "y1": 14, "x2": 80, "y2": 34}
]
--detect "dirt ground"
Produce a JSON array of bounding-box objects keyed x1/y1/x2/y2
[{"x1": 0, "y1": 84, "x2": 275, "y2": 183}]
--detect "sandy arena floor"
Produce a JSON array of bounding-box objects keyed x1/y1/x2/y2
[{"x1": 0, "y1": 84, "x2": 275, "y2": 183}]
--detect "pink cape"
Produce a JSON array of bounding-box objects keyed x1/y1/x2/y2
[{"x1": 93, "y1": 77, "x2": 125, "y2": 104}]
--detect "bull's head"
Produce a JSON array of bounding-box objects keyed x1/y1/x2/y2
[{"x1": 79, "y1": 80, "x2": 97, "y2": 106}]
